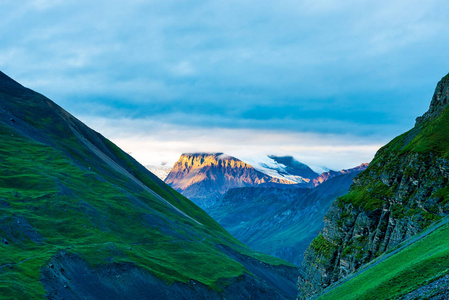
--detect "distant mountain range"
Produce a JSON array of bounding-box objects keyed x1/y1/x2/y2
[
  {"x1": 310, "y1": 163, "x2": 369, "y2": 187},
  {"x1": 165, "y1": 152, "x2": 368, "y2": 208},
  {"x1": 164, "y1": 153, "x2": 297, "y2": 207}
]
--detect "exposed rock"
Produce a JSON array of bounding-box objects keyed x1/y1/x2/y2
[
  {"x1": 401, "y1": 274, "x2": 449, "y2": 300},
  {"x1": 0, "y1": 216, "x2": 44, "y2": 244},
  {"x1": 416, "y1": 73, "x2": 449, "y2": 125},
  {"x1": 0, "y1": 200, "x2": 10, "y2": 207}
]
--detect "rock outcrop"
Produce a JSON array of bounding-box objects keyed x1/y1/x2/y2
[
  {"x1": 42, "y1": 248, "x2": 299, "y2": 300},
  {"x1": 415, "y1": 73, "x2": 449, "y2": 125},
  {"x1": 297, "y1": 73, "x2": 449, "y2": 299}
]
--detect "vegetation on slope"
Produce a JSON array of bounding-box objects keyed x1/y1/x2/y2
[
  {"x1": 317, "y1": 218, "x2": 449, "y2": 300},
  {"x1": 0, "y1": 123, "x2": 242, "y2": 298},
  {"x1": 298, "y1": 73, "x2": 449, "y2": 299},
  {"x1": 0, "y1": 73, "x2": 294, "y2": 299}
]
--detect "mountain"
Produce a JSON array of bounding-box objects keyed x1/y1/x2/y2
[
  {"x1": 310, "y1": 163, "x2": 369, "y2": 187},
  {"x1": 165, "y1": 153, "x2": 296, "y2": 207},
  {"x1": 145, "y1": 163, "x2": 172, "y2": 180},
  {"x1": 243, "y1": 155, "x2": 320, "y2": 183},
  {"x1": 206, "y1": 170, "x2": 363, "y2": 265},
  {"x1": 0, "y1": 71, "x2": 299, "y2": 299},
  {"x1": 298, "y1": 73, "x2": 449, "y2": 299}
]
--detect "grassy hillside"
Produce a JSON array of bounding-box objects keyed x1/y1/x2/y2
[
  {"x1": 341, "y1": 75, "x2": 449, "y2": 214},
  {"x1": 316, "y1": 217, "x2": 449, "y2": 299},
  {"x1": 0, "y1": 72, "x2": 296, "y2": 299},
  {"x1": 298, "y1": 73, "x2": 449, "y2": 299}
]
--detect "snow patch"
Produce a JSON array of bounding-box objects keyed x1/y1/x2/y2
[
  {"x1": 308, "y1": 165, "x2": 330, "y2": 174},
  {"x1": 216, "y1": 153, "x2": 232, "y2": 160},
  {"x1": 241, "y1": 155, "x2": 308, "y2": 183},
  {"x1": 146, "y1": 164, "x2": 172, "y2": 181}
]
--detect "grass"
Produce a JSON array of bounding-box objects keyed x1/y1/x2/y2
[
  {"x1": 338, "y1": 181, "x2": 391, "y2": 211},
  {"x1": 334, "y1": 99, "x2": 449, "y2": 214},
  {"x1": 307, "y1": 76, "x2": 449, "y2": 299},
  {"x1": 0, "y1": 117, "x2": 291, "y2": 299},
  {"x1": 316, "y1": 218, "x2": 449, "y2": 300},
  {"x1": 403, "y1": 103, "x2": 449, "y2": 158},
  {"x1": 309, "y1": 234, "x2": 336, "y2": 258}
]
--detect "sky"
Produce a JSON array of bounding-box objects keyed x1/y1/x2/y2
[{"x1": 1, "y1": 0, "x2": 449, "y2": 171}]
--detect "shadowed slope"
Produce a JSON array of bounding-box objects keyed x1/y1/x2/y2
[
  {"x1": 0, "y1": 71, "x2": 298, "y2": 299},
  {"x1": 207, "y1": 171, "x2": 361, "y2": 265}
]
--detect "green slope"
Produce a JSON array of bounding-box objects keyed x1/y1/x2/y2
[
  {"x1": 0, "y1": 72, "x2": 296, "y2": 299},
  {"x1": 317, "y1": 217, "x2": 449, "y2": 299},
  {"x1": 339, "y1": 73, "x2": 449, "y2": 215},
  {"x1": 298, "y1": 73, "x2": 449, "y2": 299}
]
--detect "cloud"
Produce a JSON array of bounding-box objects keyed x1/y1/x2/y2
[
  {"x1": 79, "y1": 115, "x2": 385, "y2": 170},
  {"x1": 1, "y1": 0, "x2": 448, "y2": 168}
]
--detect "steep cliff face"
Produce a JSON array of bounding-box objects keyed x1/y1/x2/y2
[
  {"x1": 165, "y1": 153, "x2": 295, "y2": 207},
  {"x1": 298, "y1": 73, "x2": 449, "y2": 299}
]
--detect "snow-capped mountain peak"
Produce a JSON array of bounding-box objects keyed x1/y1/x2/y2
[{"x1": 240, "y1": 155, "x2": 320, "y2": 183}]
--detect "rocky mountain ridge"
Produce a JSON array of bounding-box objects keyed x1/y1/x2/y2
[
  {"x1": 165, "y1": 153, "x2": 296, "y2": 207},
  {"x1": 165, "y1": 152, "x2": 368, "y2": 208},
  {"x1": 297, "y1": 73, "x2": 449, "y2": 299},
  {"x1": 310, "y1": 163, "x2": 369, "y2": 187}
]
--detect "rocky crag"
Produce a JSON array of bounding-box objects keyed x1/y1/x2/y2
[{"x1": 297, "y1": 73, "x2": 449, "y2": 299}]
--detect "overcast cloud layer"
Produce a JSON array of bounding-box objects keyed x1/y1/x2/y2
[{"x1": 1, "y1": 0, "x2": 449, "y2": 169}]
